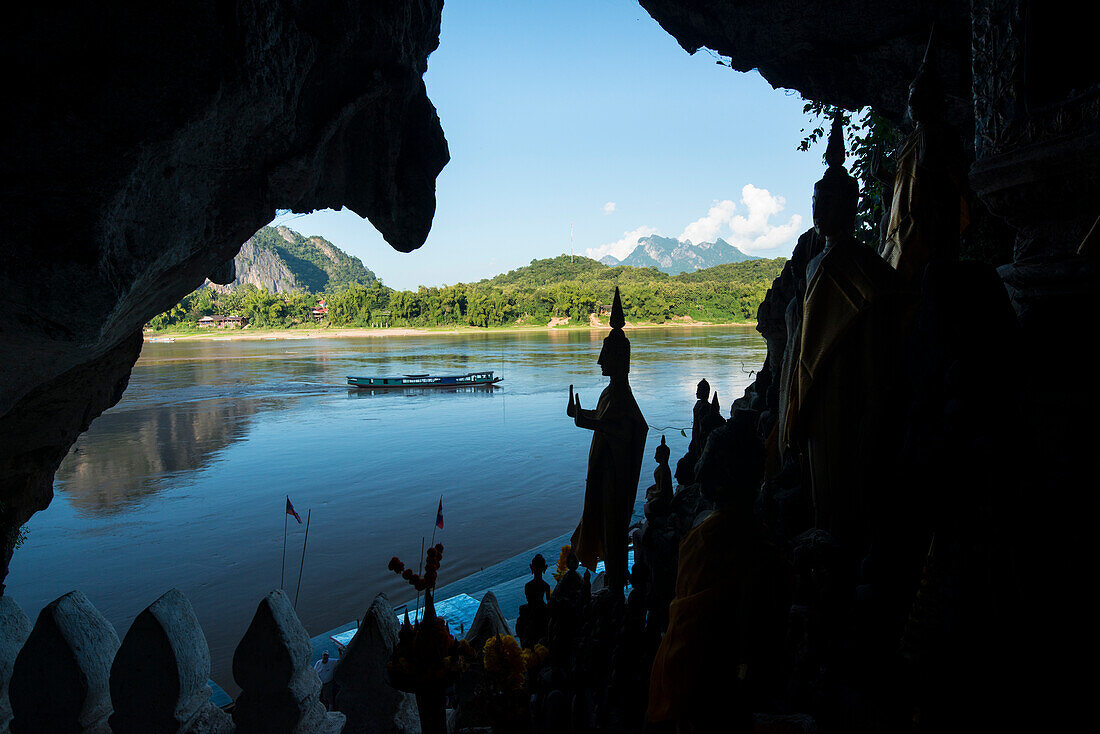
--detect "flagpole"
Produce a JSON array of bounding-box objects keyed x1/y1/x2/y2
[
  {"x1": 294, "y1": 508, "x2": 311, "y2": 610},
  {"x1": 281, "y1": 503, "x2": 288, "y2": 589},
  {"x1": 415, "y1": 536, "x2": 424, "y2": 623}
]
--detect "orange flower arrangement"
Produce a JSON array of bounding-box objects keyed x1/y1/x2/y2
[
  {"x1": 472, "y1": 634, "x2": 547, "y2": 730},
  {"x1": 552, "y1": 545, "x2": 571, "y2": 582},
  {"x1": 388, "y1": 542, "x2": 444, "y2": 592},
  {"x1": 385, "y1": 543, "x2": 475, "y2": 693}
]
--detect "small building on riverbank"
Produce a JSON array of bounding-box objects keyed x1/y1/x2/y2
[{"x1": 197, "y1": 315, "x2": 248, "y2": 329}]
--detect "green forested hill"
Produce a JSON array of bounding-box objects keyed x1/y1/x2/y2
[
  {"x1": 151, "y1": 249, "x2": 785, "y2": 330},
  {"x1": 480, "y1": 255, "x2": 668, "y2": 287}
]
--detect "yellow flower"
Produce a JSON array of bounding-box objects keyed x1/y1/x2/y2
[{"x1": 553, "y1": 545, "x2": 571, "y2": 582}]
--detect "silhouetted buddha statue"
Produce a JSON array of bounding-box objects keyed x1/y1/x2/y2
[
  {"x1": 675, "y1": 379, "x2": 711, "y2": 486},
  {"x1": 790, "y1": 111, "x2": 902, "y2": 551},
  {"x1": 649, "y1": 416, "x2": 780, "y2": 733},
  {"x1": 516, "y1": 554, "x2": 552, "y2": 648},
  {"x1": 645, "y1": 436, "x2": 673, "y2": 519},
  {"x1": 547, "y1": 551, "x2": 586, "y2": 673},
  {"x1": 641, "y1": 436, "x2": 677, "y2": 633},
  {"x1": 567, "y1": 287, "x2": 649, "y2": 592},
  {"x1": 700, "y1": 392, "x2": 724, "y2": 439},
  {"x1": 690, "y1": 379, "x2": 710, "y2": 451},
  {"x1": 880, "y1": 31, "x2": 968, "y2": 283}
]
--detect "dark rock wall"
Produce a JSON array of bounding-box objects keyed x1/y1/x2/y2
[
  {"x1": 0, "y1": 1, "x2": 448, "y2": 589},
  {"x1": 644, "y1": 1, "x2": 1098, "y2": 728}
]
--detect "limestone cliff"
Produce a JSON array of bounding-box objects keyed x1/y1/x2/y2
[
  {"x1": 212, "y1": 238, "x2": 298, "y2": 294},
  {"x1": 207, "y1": 225, "x2": 377, "y2": 294}
]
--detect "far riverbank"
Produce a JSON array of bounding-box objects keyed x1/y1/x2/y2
[{"x1": 143, "y1": 319, "x2": 756, "y2": 343}]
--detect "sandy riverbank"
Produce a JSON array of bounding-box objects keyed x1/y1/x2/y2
[{"x1": 144, "y1": 319, "x2": 756, "y2": 343}]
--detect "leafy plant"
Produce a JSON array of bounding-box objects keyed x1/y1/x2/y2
[
  {"x1": 0, "y1": 501, "x2": 28, "y2": 551},
  {"x1": 799, "y1": 102, "x2": 901, "y2": 248}
]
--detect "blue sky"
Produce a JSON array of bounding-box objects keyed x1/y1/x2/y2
[{"x1": 271, "y1": 0, "x2": 825, "y2": 290}]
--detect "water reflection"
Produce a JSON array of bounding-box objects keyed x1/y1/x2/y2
[{"x1": 56, "y1": 399, "x2": 262, "y2": 516}]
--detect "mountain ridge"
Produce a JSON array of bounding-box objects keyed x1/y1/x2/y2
[{"x1": 600, "y1": 234, "x2": 758, "y2": 274}]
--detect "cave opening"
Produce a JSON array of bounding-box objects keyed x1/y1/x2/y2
[{"x1": 2, "y1": 1, "x2": 1098, "y2": 731}]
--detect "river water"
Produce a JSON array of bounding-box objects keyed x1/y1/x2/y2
[{"x1": 6, "y1": 326, "x2": 765, "y2": 689}]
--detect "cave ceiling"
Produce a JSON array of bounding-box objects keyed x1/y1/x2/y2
[
  {"x1": 0, "y1": 1, "x2": 448, "y2": 418},
  {"x1": 639, "y1": 0, "x2": 973, "y2": 139}
]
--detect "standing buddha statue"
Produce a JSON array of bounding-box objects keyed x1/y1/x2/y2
[
  {"x1": 567, "y1": 287, "x2": 649, "y2": 592},
  {"x1": 790, "y1": 111, "x2": 903, "y2": 552},
  {"x1": 880, "y1": 30, "x2": 969, "y2": 283}
]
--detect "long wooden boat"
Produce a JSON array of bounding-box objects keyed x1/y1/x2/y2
[{"x1": 346, "y1": 370, "x2": 502, "y2": 389}]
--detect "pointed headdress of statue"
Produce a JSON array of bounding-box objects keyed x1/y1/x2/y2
[
  {"x1": 813, "y1": 109, "x2": 859, "y2": 232},
  {"x1": 600, "y1": 287, "x2": 630, "y2": 373},
  {"x1": 909, "y1": 24, "x2": 945, "y2": 122}
]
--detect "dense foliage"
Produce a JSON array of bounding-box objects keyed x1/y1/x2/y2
[{"x1": 149, "y1": 255, "x2": 786, "y2": 331}]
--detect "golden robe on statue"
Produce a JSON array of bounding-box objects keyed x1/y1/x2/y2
[
  {"x1": 881, "y1": 128, "x2": 969, "y2": 283},
  {"x1": 571, "y1": 381, "x2": 647, "y2": 588},
  {"x1": 648, "y1": 509, "x2": 782, "y2": 728},
  {"x1": 787, "y1": 241, "x2": 902, "y2": 547}
]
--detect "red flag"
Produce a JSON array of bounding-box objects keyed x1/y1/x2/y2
[
  {"x1": 435, "y1": 496, "x2": 444, "y2": 530},
  {"x1": 286, "y1": 496, "x2": 303, "y2": 524}
]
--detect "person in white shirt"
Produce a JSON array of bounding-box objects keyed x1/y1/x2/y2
[{"x1": 313, "y1": 651, "x2": 338, "y2": 710}]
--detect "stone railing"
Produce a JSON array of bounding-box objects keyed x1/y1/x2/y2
[{"x1": 0, "y1": 585, "x2": 497, "y2": 734}]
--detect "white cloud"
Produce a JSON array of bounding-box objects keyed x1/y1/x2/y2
[
  {"x1": 678, "y1": 199, "x2": 738, "y2": 245},
  {"x1": 585, "y1": 184, "x2": 803, "y2": 263},
  {"x1": 723, "y1": 185, "x2": 802, "y2": 253},
  {"x1": 602, "y1": 201, "x2": 616, "y2": 214},
  {"x1": 585, "y1": 225, "x2": 657, "y2": 261},
  {"x1": 679, "y1": 185, "x2": 801, "y2": 254}
]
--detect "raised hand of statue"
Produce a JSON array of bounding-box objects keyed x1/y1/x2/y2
[
  {"x1": 567, "y1": 384, "x2": 576, "y2": 418},
  {"x1": 573, "y1": 392, "x2": 583, "y2": 426}
]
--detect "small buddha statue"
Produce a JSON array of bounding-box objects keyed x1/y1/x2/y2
[
  {"x1": 547, "y1": 551, "x2": 586, "y2": 674},
  {"x1": 644, "y1": 436, "x2": 674, "y2": 520},
  {"x1": 641, "y1": 436, "x2": 678, "y2": 634},
  {"x1": 880, "y1": 30, "x2": 968, "y2": 283},
  {"x1": 676, "y1": 381, "x2": 717, "y2": 486},
  {"x1": 701, "y1": 392, "x2": 724, "y2": 439},
  {"x1": 516, "y1": 554, "x2": 552, "y2": 649},
  {"x1": 551, "y1": 551, "x2": 586, "y2": 604},
  {"x1": 567, "y1": 288, "x2": 649, "y2": 592},
  {"x1": 690, "y1": 379, "x2": 711, "y2": 452}
]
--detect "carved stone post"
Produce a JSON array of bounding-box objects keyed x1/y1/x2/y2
[
  {"x1": 232, "y1": 589, "x2": 343, "y2": 733},
  {"x1": 9, "y1": 590, "x2": 120, "y2": 734},
  {"x1": 464, "y1": 591, "x2": 511, "y2": 651},
  {"x1": 0, "y1": 597, "x2": 31, "y2": 733},
  {"x1": 334, "y1": 593, "x2": 418, "y2": 734},
  {"x1": 970, "y1": 0, "x2": 1100, "y2": 329},
  {"x1": 110, "y1": 589, "x2": 232, "y2": 733}
]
